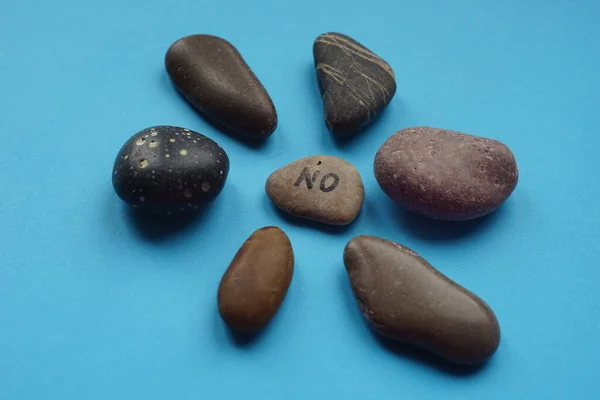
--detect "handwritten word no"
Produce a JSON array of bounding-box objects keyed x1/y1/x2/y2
[{"x1": 293, "y1": 167, "x2": 340, "y2": 193}]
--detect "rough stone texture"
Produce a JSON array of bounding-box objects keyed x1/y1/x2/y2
[
  {"x1": 265, "y1": 155, "x2": 364, "y2": 225},
  {"x1": 374, "y1": 126, "x2": 518, "y2": 221},
  {"x1": 165, "y1": 34, "x2": 277, "y2": 140},
  {"x1": 218, "y1": 226, "x2": 294, "y2": 335},
  {"x1": 344, "y1": 235, "x2": 501, "y2": 365},
  {"x1": 313, "y1": 32, "x2": 396, "y2": 137},
  {"x1": 112, "y1": 126, "x2": 229, "y2": 215}
]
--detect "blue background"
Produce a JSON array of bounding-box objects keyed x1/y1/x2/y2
[{"x1": 1, "y1": 0, "x2": 599, "y2": 398}]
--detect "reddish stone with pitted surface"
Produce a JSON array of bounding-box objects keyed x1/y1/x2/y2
[{"x1": 374, "y1": 126, "x2": 518, "y2": 221}]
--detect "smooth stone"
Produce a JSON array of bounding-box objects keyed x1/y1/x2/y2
[
  {"x1": 313, "y1": 32, "x2": 396, "y2": 137},
  {"x1": 165, "y1": 34, "x2": 277, "y2": 140},
  {"x1": 265, "y1": 155, "x2": 364, "y2": 225},
  {"x1": 374, "y1": 126, "x2": 519, "y2": 221},
  {"x1": 218, "y1": 226, "x2": 294, "y2": 335},
  {"x1": 112, "y1": 126, "x2": 229, "y2": 215},
  {"x1": 344, "y1": 235, "x2": 500, "y2": 365}
]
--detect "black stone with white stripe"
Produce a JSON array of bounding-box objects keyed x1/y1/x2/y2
[{"x1": 313, "y1": 32, "x2": 396, "y2": 137}]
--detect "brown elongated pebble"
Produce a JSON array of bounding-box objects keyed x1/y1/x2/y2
[
  {"x1": 218, "y1": 227, "x2": 294, "y2": 335},
  {"x1": 265, "y1": 155, "x2": 364, "y2": 225},
  {"x1": 343, "y1": 235, "x2": 500, "y2": 365},
  {"x1": 374, "y1": 126, "x2": 518, "y2": 221}
]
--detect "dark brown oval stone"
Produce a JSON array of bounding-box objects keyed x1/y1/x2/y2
[
  {"x1": 218, "y1": 227, "x2": 294, "y2": 335},
  {"x1": 343, "y1": 235, "x2": 500, "y2": 365},
  {"x1": 374, "y1": 126, "x2": 518, "y2": 220},
  {"x1": 165, "y1": 34, "x2": 277, "y2": 141}
]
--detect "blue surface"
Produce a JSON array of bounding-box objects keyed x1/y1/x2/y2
[{"x1": 1, "y1": 0, "x2": 599, "y2": 398}]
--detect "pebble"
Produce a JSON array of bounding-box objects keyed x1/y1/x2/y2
[
  {"x1": 218, "y1": 226, "x2": 294, "y2": 334},
  {"x1": 343, "y1": 235, "x2": 501, "y2": 365},
  {"x1": 374, "y1": 126, "x2": 518, "y2": 220},
  {"x1": 265, "y1": 155, "x2": 364, "y2": 225},
  {"x1": 313, "y1": 32, "x2": 396, "y2": 137},
  {"x1": 165, "y1": 34, "x2": 277, "y2": 141},
  {"x1": 112, "y1": 126, "x2": 229, "y2": 215}
]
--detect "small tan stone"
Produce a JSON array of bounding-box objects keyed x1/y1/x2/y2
[{"x1": 265, "y1": 155, "x2": 364, "y2": 225}]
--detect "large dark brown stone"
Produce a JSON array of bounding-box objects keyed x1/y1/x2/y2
[
  {"x1": 165, "y1": 34, "x2": 277, "y2": 141},
  {"x1": 374, "y1": 126, "x2": 518, "y2": 220},
  {"x1": 343, "y1": 235, "x2": 501, "y2": 365}
]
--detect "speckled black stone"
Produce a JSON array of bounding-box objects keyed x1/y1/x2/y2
[
  {"x1": 165, "y1": 34, "x2": 277, "y2": 141},
  {"x1": 112, "y1": 126, "x2": 229, "y2": 215},
  {"x1": 313, "y1": 32, "x2": 396, "y2": 137}
]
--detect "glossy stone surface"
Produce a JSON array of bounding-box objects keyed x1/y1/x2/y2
[
  {"x1": 265, "y1": 155, "x2": 364, "y2": 225},
  {"x1": 313, "y1": 32, "x2": 396, "y2": 137},
  {"x1": 218, "y1": 226, "x2": 294, "y2": 335},
  {"x1": 343, "y1": 235, "x2": 501, "y2": 365},
  {"x1": 374, "y1": 126, "x2": 519, "y2": 220},
  {"x1": 165, "y1": 34, "x2": 277, "y2": 140},
  {"x1": 112, "y1": 126, "x2": 229, "y2": 215}
]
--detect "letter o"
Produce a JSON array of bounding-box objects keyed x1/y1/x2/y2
[{"x1": 319, "y1": 173, "x2": 339, "y2": 192}]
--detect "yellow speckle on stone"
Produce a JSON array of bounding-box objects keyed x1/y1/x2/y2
[
  {"x1": 169, "y1": 138, "x2": 176, "y2": 143},
  {"x1": 165, "y1": 154, "x2": 170, "y2": 158},
  {"x1": 150, "y1": 131, "x2": 158, "y2": 137},
  {"x1": 136, "y1": 137, "x2": 147, "y2": 145},
  {"x1": 179, "y1": 149, "x2": 188, "y2": 156},
  {"x1": 202, "y1": 182, "x2": 211, "y2": 192},
  {"x1": 139, "y1": 159, "x2": 149, "y2": 168},
  {"x1": 148, "y1": 141, "x2": 158, "y2": 148}
]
